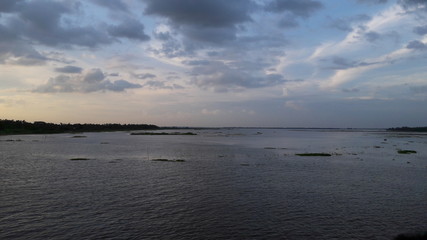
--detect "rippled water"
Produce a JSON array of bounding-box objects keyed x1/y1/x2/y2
[{"x1": 1, "y1": 129, "x2": 426, "y2": 239}]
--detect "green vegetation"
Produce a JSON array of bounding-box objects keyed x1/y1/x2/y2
[
  {"x1": 387, "y1": 126, "x2": 427, "y2": 132},
  {"x1": 295, "y1": 153, "x2": 332, "y2": 157},
  {"x1": 131, "y1": 132, "x2": 197, "y2": 136},
  {"x1": 397, "y1": 150, "x2": 417, "y2": 154},
  {"x1": 151, "y1": 159, "x2": 186, "y2": 162},
  {"x1": 0, "y1": 119, "x2": 159, "y2": 135}
]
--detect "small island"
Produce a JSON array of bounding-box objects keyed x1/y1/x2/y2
[
  {"x1": 295, "y1": 153, "x2": 332, "y2": 157},
  {"x1": 130, "y1": 132, "x2": 197, "y2": 136},
  {"x1": 0, "y1": 119, "x2": 159, "y2": 135}
]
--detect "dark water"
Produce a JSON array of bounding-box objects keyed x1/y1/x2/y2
[{"x1": 1, "y1": 129, "x2": 426, "y2": 239}]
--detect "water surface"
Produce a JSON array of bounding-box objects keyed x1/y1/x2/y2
[{"x1": 1, "y1": 129, "x2": 426, "y2": 239}]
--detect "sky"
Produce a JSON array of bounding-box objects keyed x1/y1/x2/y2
[{"x1": 1, "y1": 0, "x2": 427, "y2": 128}]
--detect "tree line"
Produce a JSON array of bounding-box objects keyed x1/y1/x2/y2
[
  {"x1": 0, "y1": 119, "x2": 159, "y2": 135},
  {"x1": 387, "y1": 126, "x2": 427, "y2": 132}
]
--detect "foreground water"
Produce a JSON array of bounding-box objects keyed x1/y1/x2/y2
[{"x1": 1, "y1": 128, "x2": 426, "y2": 239}]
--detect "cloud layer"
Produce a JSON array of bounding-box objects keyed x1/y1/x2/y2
[
  {"x1": 1, "y1": 0, "x2": 426, "y2": 127},
  {"x1": 34, "y1": 69, "x2": 142, "y2": 93}
]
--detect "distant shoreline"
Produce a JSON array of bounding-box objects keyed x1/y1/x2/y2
[
  {"x1": 2, "y1": 119, "x2": 427, "y2": 136},
  {"x1": 386, "y1": 127, "x2": 427, "y2": 132},
  {"x1": 0, "y1": 120, "x2": 159, "y2": 136}
]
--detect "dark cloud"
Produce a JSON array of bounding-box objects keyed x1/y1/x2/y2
[
  {"x1": 364, "y1": 31, "x2": 382, "y2": 42},
  {"x1": 356, "y1": 0, "x2": 388, "y2": 4},
  {"x1": 143, "y1": 0, "x2": 255, "y2": 44},
  {"x1": 330, "y1": 57, "x2": 358, "y2": 69},
  {"x1": 278, "y1": 15, "x2": 299, "y2": 29},
  {"x1": 190, "y1": 61, "x2": 288, "y2": 92},
  {"x1": 91, "y1": 0, "x2": 129, "y2": 12},
  {"x1": 0, "y1": 0, "x2": 147, "y2": 66},
  {"x1": 326, "y1": 56, "x2": 379, "y2": 70},
  {"x1": 180, "y1": 25, "x2": 237, "y2": 44},
  {"x1": 265, "y1": 0, "x2": 323, "y2": 18},
  {"x1": 1, "y1": 0, "x2": 150, "y2": 50},
  {"x1": 4, "y1": 0, "x2": 114, "y2": 48},
  {"x1": 143, "y1": 80, "x2": 184, "y2": 90},
  {"x1": 143, "y1": 0, "x2": 254, "y2": 28},
  {"x1": 399, "y1": 0, "x2": 427, "y2": 9},
  {"x1": 0, "y1": 17, "x2": 50, "y2": 65},
  {"x1": 406, "y1": 40, "x2": 427, "y2": 50},
  {"x1": 0, "y1": 40, "x2": 48, "y2": 66},
  {"x1": 154, "y1": 31, "x2": 173, "y2": 41},
  {"x1": 34, "y1": 69, "x2": 142, "y2": 93},
  {"x1": 0, "y1": 23, "x2": 18, "y2": 42},
  {"x1": 83, "y1": 69, "x2": 105, "y2": 83},
  {"x1": 55, "y1": 65, "x2": 83, "y2": 74},
  {"x1": 105, "y1": 80, "x2": 142, "y2": 92},
  {"x1": 108, "y1": 18, "x2": 150, "y2": 41},
  {"x1": 148, "y1": 33, "x2": 189, "y2": 58},
  {"x1": 0, "y1": 0, "x2": 22, "y2": 12},
  {"x1": 328, "y1": 14, "x2": 371, "y2": 32},
  {"x1": 33, "y1": 75, "x2": 75, "y2": 93},
  {"x1": 44, "y1": 52, "x2": 75, "y2": 65},
  {"x1": 363, "y1": 30, "x2": 400, "y2": 43},
  {"x1": 414, "y1": 25, "x2": 427, "y2": 35}
]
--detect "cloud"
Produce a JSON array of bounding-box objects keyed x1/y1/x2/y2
[
  {"x1": 356, "y1": 0, "x2": 388, "y2": 4},
  {"x1": 398, "y1": 0, "x2": 427, "y2": 11},
  {"x1": 361, "y1": 30, "x2": 400, "y2": 44},
  {"x1": 414, "y1": 25, "x2": 427, "y2": 35},
  {"x1": 105, "y1": 80, "x2": 142, "y2": 92},
  {"x1": 149, "y1": 28, "x2": 190, "y2": 57},
  {"x1": 264, "y1": 0, "x2": 323, "y2": 17},
  {"x1": 143, "y1": 0, "x2": 254, "y2": 27},
  {"x1": 364, "y1": 31, "x2": 382, "y2": 42},
  {"x1": 54, "y1": 65, "x2": 83, "y2": 74},
  {"x1": 190, "y1": 61, "x2": 288, "y2": 92},
  {"x1": 0, "y1": 40, "x2": 48, "y2": 65},
  {"x1": 83, "y1": 69, "x2": 105, "y2": 83},
  {"x1": 143, "y1": 0, "x2": 255, "y2": 44},
  {"x1": 108, "y1": 18, "x2": 150, "y2": 41},
  {"x1": 0, "y1": 0, "x2": 120, "y2": 49},
  {"x1": 326, "y1": 56, "x2": 380, "y2": 70},
  {"x1": 34, "y1": 69, "x2": 142, "y2": 93},
  {"x1": 406, "y1": 40, "x2": 427, "y2": 50},
  {"x1": 143, "y1": 80, "x2": 184, "y2": 90},
  {"x1": 342, "y1": 88, "x2": 360, "y2": 93},
  {"x1": 0, "y1": 0, "x2": 22, "y2": 12},
  {"x1": 278, "y1": 15, "x2": 299, "y2": 28},
  {"x1": 0, "y1": 0, "x2": 150, "y2": 66},
  {"x1": 33, "y1": 75, "x2": 75, "y2": 93},
  {"x1": 179, "y1": 25, "x2": 238, "y2": 44},
  {"x1": 91, "y1": 0, "x2": 129, "y2": 12},
  {"x1": 328, "y1": 14, "x2": 371, "y2": 32},
  {"x1": 134, "y1": 73, "x2": 157, "y2": 79},
  {"x1": 0, "y1": 20, "x2": 49, "y2": 65}
]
